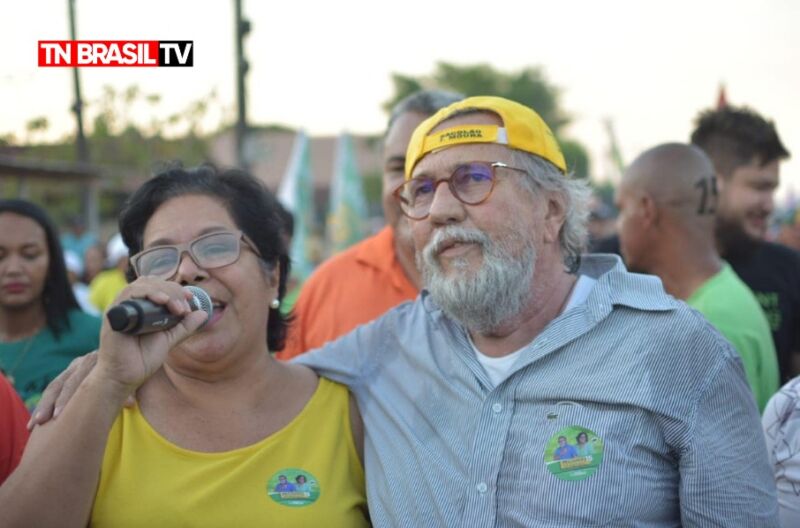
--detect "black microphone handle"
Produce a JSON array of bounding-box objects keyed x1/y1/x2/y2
[
  {"x1": 107, "y1": 299, "x2": 185, "y2": 335},
  {"x1": 106, "y1": 286, "x2": 211, "y2": 335}
]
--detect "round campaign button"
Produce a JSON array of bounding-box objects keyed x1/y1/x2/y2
[
  {"x1": 266, "y1": 468, "x2": 321, "y2": 507},
  {"x1": 543, "y1": 425, "x2": 604, "y2": 481}
]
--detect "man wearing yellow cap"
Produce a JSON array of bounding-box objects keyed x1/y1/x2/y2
[
  {"x1": 36, "y1": 96, "x2": 779, "y2": 525},
  {"x1": 299, "y1": 96, "x2": 777, "y2": 525}
]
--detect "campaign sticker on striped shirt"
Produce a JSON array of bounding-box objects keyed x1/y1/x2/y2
[
  {"x1": 266, "y1": 468, "x2": 321, "y2": 507},
  {"x1": 543, "y1": 426, "x2": 604, "y2": 481}
]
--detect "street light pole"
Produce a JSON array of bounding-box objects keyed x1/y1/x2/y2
[
  {"x1": 67, "y1": 0, "x2": 98, "y2": 234},
  {"x1": 234, "y1": 0, "x2": 250, "y2": 169}
]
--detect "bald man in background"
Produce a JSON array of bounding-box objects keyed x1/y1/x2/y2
[{"x1": 616, "y1": 143, "x2": 778, "y2": 411}]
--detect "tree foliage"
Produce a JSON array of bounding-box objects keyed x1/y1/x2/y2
[
  {"x1": 17, "y1": 84, "x2": 218, "y2": 172},
  {"x1": 8, "y1": 85, "x2": 221, "y2": 225},
  {"x1": 383, "y1": 62, "x2": 590, "y2": 178}
]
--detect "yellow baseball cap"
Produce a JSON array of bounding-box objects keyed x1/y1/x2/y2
[{"x1": 404, "y1": 95, "x2": 566, "y2": 180}]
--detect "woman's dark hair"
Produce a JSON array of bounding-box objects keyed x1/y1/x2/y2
[
  {"x1": 0, "y1": 199, "x2": 80, "y2": 338},
  {"x1": 118, "y1": 166, "x2": 292, "y2": 351}
]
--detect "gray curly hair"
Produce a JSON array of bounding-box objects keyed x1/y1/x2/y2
[{"x1": 511, "y1": 151, "x2": 592, "y2": 272}]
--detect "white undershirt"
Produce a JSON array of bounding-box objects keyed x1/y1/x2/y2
[{"x1": 473, "y1": 274, "x2": 597, "y2": 387}]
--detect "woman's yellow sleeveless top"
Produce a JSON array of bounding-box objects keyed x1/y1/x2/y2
[{"x1": 90, "y1": 378, "x2": 368, "y2": 527}]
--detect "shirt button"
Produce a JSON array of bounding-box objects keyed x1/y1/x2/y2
[
  {"x1": 492, "y1": 403, "x2": 503, "y2": 414},
  {"x1": 476, "y1": 482, "x2": 488, "y2": 494}
]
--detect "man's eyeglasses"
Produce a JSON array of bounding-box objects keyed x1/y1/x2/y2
[
  {"x1": 131, "y1": 230, "x2": 261, "y2": 279},
  {"x1": 392, "y1": 161, "x2": 527, "y2": 220}
]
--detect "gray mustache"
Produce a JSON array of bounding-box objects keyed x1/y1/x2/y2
[{"x1": 424, "y1": 228, "x2": 487, "y2": 260}]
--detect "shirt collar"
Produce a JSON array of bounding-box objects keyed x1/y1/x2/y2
[{"x1": 582, "y1": 254, "x2": 676, "y2": 313}]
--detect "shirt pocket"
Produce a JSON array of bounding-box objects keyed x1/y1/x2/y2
[{"x1": 501, "y1": 401, "x2": 633, "y2": 526}]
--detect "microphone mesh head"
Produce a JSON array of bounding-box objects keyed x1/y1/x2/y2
[{"x1": 184, "y1": 285, "x2": 213, "y2": 326}]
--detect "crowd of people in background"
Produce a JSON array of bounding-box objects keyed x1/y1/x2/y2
[{"x1": 0, "y1": 91, "x2": 799, "y2": 527}]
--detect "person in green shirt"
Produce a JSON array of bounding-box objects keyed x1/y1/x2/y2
[
  {"x1": 616, "y1": 143, "x2": 778, "y2": 411},
  {"x1": 0, "y1": 200, "x2": 101, "y2": 410}
]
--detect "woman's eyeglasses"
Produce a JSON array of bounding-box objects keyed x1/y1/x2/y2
[{"x1": 130, "y1": 230, "x2": 261, "y2": 279}]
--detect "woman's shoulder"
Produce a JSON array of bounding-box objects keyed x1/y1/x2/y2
[
  {"x1": 285, "y1": 362, "x2": 348, "y2": 394},
  {"x1": 286, "y1": 369, "x2": 350, "y2": 413},
  {"x1": 317, "y1": 376, "x2": 350, "y2": 398},
  {"x1": 60, "y1": 309, "x2": 102, "y2": 348},
  {"x1": 291, "y1": 365, "x2": 352, "y2": 405}
]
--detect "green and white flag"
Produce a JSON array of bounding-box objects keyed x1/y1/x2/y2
[
  {"x1": 326, "y1": 133, "x2": 368, "y2": 254},
  {"x1": 277, "y1": 131, "x2": 315, "y2": 281}
]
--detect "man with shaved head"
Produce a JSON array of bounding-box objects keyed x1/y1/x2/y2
[{"x1": 616, "y1": 143, "x2": 778, "y2": 410}]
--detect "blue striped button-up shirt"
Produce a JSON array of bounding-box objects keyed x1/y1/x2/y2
[{"x1": 295, "y1": 255, "x2": 779, "y2": 527}]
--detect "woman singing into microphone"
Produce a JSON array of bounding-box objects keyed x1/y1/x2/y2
[{"x1": 0, "y1": 167, "x2": 368, "y2": 527}]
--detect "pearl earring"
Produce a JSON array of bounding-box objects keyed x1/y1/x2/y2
[{"x1": 270, "y1": 298, "x2": 280, "y2": 310}]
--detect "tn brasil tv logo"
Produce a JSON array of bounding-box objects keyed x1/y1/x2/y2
[{"x1": 38, "y1": 40, "x2": 193, "y2": 67}]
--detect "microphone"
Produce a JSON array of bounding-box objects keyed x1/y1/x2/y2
[{"x1": 106, "y1": 285, "x2": 213, "y2": 335}]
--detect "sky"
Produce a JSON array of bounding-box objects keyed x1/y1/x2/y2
[{"x1": 3, "y1": 0, "x2": 799, "y2": 201}]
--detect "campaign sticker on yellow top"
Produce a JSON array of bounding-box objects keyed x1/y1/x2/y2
[
  {"x1": 266, "y1": 468, "x2": 320, "y2": 507},
  {"x1": 543, "y1": 426, "x2": 604, "y2": 481}
]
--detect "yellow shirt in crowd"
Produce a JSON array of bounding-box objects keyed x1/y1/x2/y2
[{"x1": 88, "y1": 269, "x2": 128, "y2": 313}]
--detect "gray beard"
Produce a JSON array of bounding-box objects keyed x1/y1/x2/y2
[{"x1": 417, "y1": 225, "x2": 536, "y2": 333}]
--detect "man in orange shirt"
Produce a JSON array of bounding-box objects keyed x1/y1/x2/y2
[{"x1": 278, "y1": 90, "x2": 463, "y2": 359}]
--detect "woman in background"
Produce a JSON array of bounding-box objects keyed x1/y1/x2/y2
[{"x1": 0, "y1": 200, "x2": 101, "y2": 410}]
